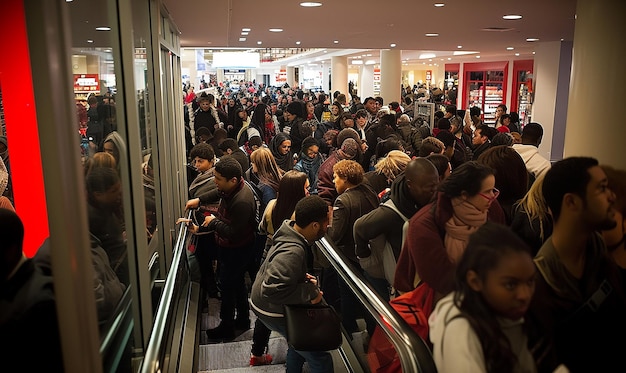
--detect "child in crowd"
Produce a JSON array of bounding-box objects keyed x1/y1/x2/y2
[{"x1": 428, "y1": 222, "x2": 537, "y2": 373}]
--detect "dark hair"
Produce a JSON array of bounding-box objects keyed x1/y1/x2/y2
[
  {"x1": 477, "y1": 145, "x2": 529, "y2": 206},
  {"x1": 379, "y1": 113, "x2": 397, "y2": 130},
  {"x1": 500, "y1": 114, "x2": 511, "y2": 122},
  {"x1": 521, "y1": 122, "x2": 543, "y2": 145},
  {"x1": 354, "y1": 109, "x2": 368, "y2": 119},
  {"x1": 436, "y1": 118, "x2": 451, "y2": 131},
  {"x1": 189, "y1": 142, "x2": 215, "y2": 161},
  {"x1": 272, "y1": 170, "x2": 308, "y2": 229},
  {"x1": 363, "y1": 97, "x2": 376, "y2": 105},
  {"x1": 0, "y1": 208, "x2": 25, "y2": 257},
  {"x1": 434, "y1": 111, "x2": 445, "y2": 120},
  {"x1": 294, "y1": 195, "x2": 329, "y2": 228},
  {"x1": 86, "y1": 166, "x2": 120, "y2": 195},
  {"x1": 215, "y1": 155, "x2": 243, "y2": 181},
  {"x1": 440, "y1": 161, "x2": 495, "y2": 198},
  {"x1": 453, "y1": 222, "x2": 533, "y2": 373},
  {"x1": 491, "y1": 133, "x2": 513, "y2": 147},
  {"x1": 218, "y1": 138, "x2": 238, "y2": 152},
  {"x1": 476, "y1": 125, "x2": 497, "y2": 141},
  {"x1": 286, "y1": 101, "x2": 304, "y2": 118},
  {"x1": 436, "y1": 130, "x2": 456, "y2": 149},
  {"x1": 445, "y1": 105, "x2": 457, "y2": 114},
  {"x1": 497, "y1": 104, "x2": 507, "y2": 112},
  {"x1": 542, "y1": 157, "x2": 598, "y2": 221},
  {"x1": 426, "y1": 154, "x2": 450, "y2": 177},
  {"x1": 248, "y1": 136, "x2": 263, "y2": 148},
  {"x1": 375, "y1": 135, "x2": 403, "y2": 160},
  {"x1": 470, "y1": 106, "x2": 481, "y2": 117},
  {"x1": 375, "y1": 96, "x2": 384, "y2": 106}
]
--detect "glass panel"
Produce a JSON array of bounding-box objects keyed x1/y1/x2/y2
[
  {"x1": 468, "y1": 71, "x2": 483, "y2": 81},
  {"x1": 468, "y1": 81, "x2": 484, "y2": 111},
  {"x1": 486, "y1": 70, "x2": 504, "y2": 82},
  {"x1": 66, "y1": 1, "x2": 137, "y2": 371},
  {"x1": 484, "y1": 82, "x2": 504, "y2": 125}
]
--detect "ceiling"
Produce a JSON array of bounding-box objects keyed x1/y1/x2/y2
[{"x1": 162, "y1": 0, "x2": 577, "y2": 67}]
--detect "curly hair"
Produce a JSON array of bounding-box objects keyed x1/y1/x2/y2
[{"x1": 332, "y1": 159, "x2": 364, "y2": 186}]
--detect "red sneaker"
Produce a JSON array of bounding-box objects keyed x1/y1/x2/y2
[{"x1": 249, "y1": 353, "x2": 273, "y2": 366}]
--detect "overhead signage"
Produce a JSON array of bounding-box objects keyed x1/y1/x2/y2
[{"x1": 73, "y1": 74, "x2": 99, "y2": 93}]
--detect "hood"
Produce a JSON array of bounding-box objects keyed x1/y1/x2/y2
[
  {"x1": 389, "y1": 173, "x2": 422, "y2": 218},
  {"x1": 269, "y1": 220, "x2": 310, "y2": 253},
  {"x1": 512, "y1": 143, "x2": 539, "y2": 158}
]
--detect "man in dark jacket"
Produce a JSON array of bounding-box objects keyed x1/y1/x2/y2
[
  {"x1": 186, "y1": 156, "x2": 257, "y2": 341},
  {"x1": 250, "y1": 195, "x2": 333, "y2": 372}
]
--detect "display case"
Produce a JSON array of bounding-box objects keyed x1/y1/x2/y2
[
  {"x1": 512, "y1": 60, "x2": 534, "y2": 126},
  {"x1": 414, "y1": 102, "x2": 436, "y2": 130},
  {"x1": 463, "y1": 62, "x2": 508, "y2": 126}
]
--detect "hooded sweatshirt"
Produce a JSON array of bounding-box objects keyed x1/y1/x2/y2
[
  {"x1": 512, "y1": 144, "x2": 551, "y2": 180},
  {"x1": 354, "y1": 173, "x2": 425, "y2": 260},
  {"x1": 428, "y1": 292, "x2": 536, "y2": 373},
  {"x1": 250, "y1": 220, "x2": 319, "y2": 318}
]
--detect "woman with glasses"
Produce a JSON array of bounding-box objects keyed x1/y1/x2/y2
[{"x1": 394, "y1": 161, "x2": 506, "y2": 300}]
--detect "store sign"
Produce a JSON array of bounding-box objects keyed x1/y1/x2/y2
[
  {"x1": 373, "y1": 68, "x2": 381, "y2": 81},
  {"x1": 73, "y1": 74, "x2": 99, "y2": 93},
  {"x1": 276, "y1": 69, "x2": 287, "y2": 84},
  {"x1": 426, "y1": 70, "x2": 432, "y2": 81},
  {"x1": 134, "y1": 47, "x2": 147, "y2": 60}
]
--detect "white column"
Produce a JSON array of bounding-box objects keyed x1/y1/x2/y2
[
  {"x1": 286, "y1": 66, "x2": 296, "y2": 88},
  {"x1": 563, "y1": 0, "x2": 626, "y2": 169},
  {"x1": 531, "y1": 41, "x2": 572, "y2": 162},
  {"x1": 331, "y1": 56, "x2": 348, "y2": 96},
  {"x1": 380, "y1": 49, "x2": 402, "y2": 105},
  {"x1": 360, "y1": 64, "x2": 375, "y2": 99}
]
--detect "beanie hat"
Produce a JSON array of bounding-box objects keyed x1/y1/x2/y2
[
  {"x1": 285, "y1": 101, "x2": 304, "y2": 118},
  {"x1": 338, "y1": 138, "x2": 358, "y2": 160},
  {"x1": 336, "y1": 128, "x2": 360, "y2": 149}
]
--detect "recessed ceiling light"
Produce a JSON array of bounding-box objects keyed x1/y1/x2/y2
[
  {"x1": 366, "y1": 54, "x2": 372, "y2": 56},
  {"x1": 300, "y1": 2, "x2": 322, "y2": 7},
  {"x1": 239, "y1": 37, "x2": 246, "y2": 41},
  {"x1": 560, "y1": 38, "x2": 564, "y2": 41},
  {"x1": 365, "y1": 60, "x2": 376, "y2": 65},
  {"x1": 296, "y1": 41, "x2": 301, "y2": 45},
  {"x1": 241, "y1": 32, "x2": 249, "y2": 35},
  {"x1": 526, "y1": 38, "x2": 539, "y2": 42},
  {"x1": 242, "y1": 28, "x2": 251, "y2": 32},
  {"x1": 447, "y1": 57, "x2": 452, "y2": 60},
  {"x1": 269, "y1": 28, "x2": 283, "y2": 32},
  {"x1": 532, "y1": 51, "x2": 536, "y2": 54},
  {"x1": 257, "y1": 41, "x2": 262, "y2": 45},
  {"x1": 515, "y1": 53, "x2": 520, "y2": 56},
  {"x1": 428, "y1": 59, "x2": 432, "y2": 62},
  {"x1": 87, "y1": 39, "x2": 93, "y2": 43},
  {"x1": 502, "y1": 14, "x2": 522, "y2": 20},
  {"x1": 434, "y1": 3, "x2": 445, "y2": 7},
  {"x1": 476, "y1": 55, "x2": 481, "y2": 58},
  {"x1": 390, "y1": 43, "x2": 396, "y2": 47},
  {"x1": 425, "y1": 33, "x2": 439, "y2": 37},
  {"x1": 419, "y1": 53, "x2": 436, "y2": 59},
  {"x1": 352, "y1": 60, "x2": 363, "y2": 65},
  {"x1": 333, "y1": 40, "x2": 339, "y2": 44},
  {"x1": 95, "y1": 26, "x2": 111, "y2": 31},
  {"x1": 457, "y1": 45, "x2": 462, "y2": 49},
  {"x1": 506, "y1": 46, "x2": 514, "y2": 50}
]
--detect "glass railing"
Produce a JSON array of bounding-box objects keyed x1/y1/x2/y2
[{"x1": 315, "y1": 237, "x2": 437, "y2": 373}]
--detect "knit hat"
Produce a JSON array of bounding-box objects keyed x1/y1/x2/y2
[
  {"x1": 336, "y1": 128, "x2": 360, "y2": 149},
  {"x1": 338, "y1": 138, "x2": 358, "y2": 159}
]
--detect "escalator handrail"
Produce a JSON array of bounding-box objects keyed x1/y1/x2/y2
[
  {"x1": 316, "y1": 237, "x2": 437, "y2": 373},
  {"x1": 140, "y1": 211, "x2": 192, "y2": 373}
]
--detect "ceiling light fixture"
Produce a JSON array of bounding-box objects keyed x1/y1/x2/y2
[
  {"x1": 502, "y1": 14, "x2": 522, "y2": 20},
  {"x1": 515, "y1": 53, "x2": 520, "y2": 56},
  {"x1": 447, "y1": 57, "x2": 452, "y2": 60},
  {"x1": 526, "y1": 38, "x2": 539, "y2": 42},
  {"x1": 476, "y1": 55, "x2": 481, "y2": 58},
  {"x1": 257, "y1": 41, "x2": 262, "y2": 45},
  {"x1": 333, "y1": 40, "x2": 339, "y2": 44},
  {"x1": 457, "y1": 45, "x2": 462, "y2": 49},
  {"x1": 241, "y1": 32, "x2": 249, "y2": 35},
  {"x1": 239, "y1": 37, "x2": 246, "y2": 41},
  {"x1": 296, "y1": 41, "x2": 301, "y2": 45},
  {"x1": 300, "y1": 2, "x2": 322, "y2": 7},
  {"x1": 419, "y1": 53, "x2": 436, "y2": 59},
  {"x1": 390, "y1": 43, "x2": 396, "y2": 47},
  {"x1": 352, "y1": 60, "x2": 363, "y2": 65},
  {"x1": 269, "y1": 28, "x2": 283, "y2": 32},
  {"x1": 425, "y1": 33, "x2": 439, "y2": 37},
  {"x1": 434, "y1": 3, "x2": 445, "y2": 7},
  {"x1": 95, "y1": 26, "x2": 111, "y2": 31},
  {"x1": 533, "y1": 51, "x2": 536, "y2": 54},
  {"x1": 365, "y1": 60, "x2": 376, "y2": 65},
  {"x1": 242, "y1": 28, "x2": 251, "y2": 32},
  {"x1": 87, "y1": 39, "x2": 93, "y2": 43},
  {"x1": 506, "y1": 46, "x2": 514, "y2": 50}
]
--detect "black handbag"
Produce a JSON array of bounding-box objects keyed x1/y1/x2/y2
[{"x1": 283, "y1": 303, "x2": 342, "y2": 351}]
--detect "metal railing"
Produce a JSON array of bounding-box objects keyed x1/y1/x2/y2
[{"x1": 316, "y1": 237, "x2": 437, "y2": 373}]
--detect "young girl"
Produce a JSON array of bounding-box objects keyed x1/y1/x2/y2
[{"x1": 429, "y1": 222, "x2": 537, "y2": 373}]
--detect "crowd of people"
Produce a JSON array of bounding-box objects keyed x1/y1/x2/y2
[{"x1": 178, "y1": 80, "x2": 626, "y2": 373}]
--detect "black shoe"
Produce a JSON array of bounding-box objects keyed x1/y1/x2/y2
[
  {"x1": 235, "y1": 318, "x2": 250, "y2": 331},
  {"x1": 208, "y1": 290, "x2": 222, "y2": 299},
  {"x1": 206, "y1": 323, "x2": 235, "y2": 342}
]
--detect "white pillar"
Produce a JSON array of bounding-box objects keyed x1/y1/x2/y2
[
  {"x1": 331, "y1": 56, "x2": 348, "y2": 96},
  {"x1": 286, "y1": 67, "x2": 296, "y2": 88},
  {"x1": 563, "y1": 0, "x2": 626, "y2": 169},
  {"x1": 531, "y1": 41, "x2": 572, "y2": 162},
  {"x1": 380, "y1": 49, "x2": 402, "y2": 105},
  {"x1": 360, "y1": 64, "x2": 375, "y2": 99}
]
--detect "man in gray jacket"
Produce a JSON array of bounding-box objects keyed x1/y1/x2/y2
[{"x1": 250, "y1": 195, "x2": 333, "y2": 372}]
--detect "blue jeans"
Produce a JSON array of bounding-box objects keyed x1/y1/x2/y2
[{"x1": 255, "y1": 313, "x2": 334, "y2": 373}]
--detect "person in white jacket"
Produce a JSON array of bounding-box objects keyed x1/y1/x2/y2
[
  {"x1": 512, "y1": 122, "x2": 551, "y2": 181},
  {"x1": 428, "y1": 222, "x2": 537, "y2": 373}
]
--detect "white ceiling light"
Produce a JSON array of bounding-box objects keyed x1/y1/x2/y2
[
  {"x1": 87, "y1": 39, "x2": 94, "y2": 43},
  {"x1": 296, "y1": 41, "x2": 301, "y2": 45},
  {"x1": 365, "y1": 60, "x2": 376, "y2": 65},
  {"x1": 95, "y1": 27, "x2": 111, "y2": 31},
  {"x1": 333, "y1": 40, "x2": 339, "y2": 44},
  {"x1": 352, "y1": 60, "x2": 363, "y2": 65},
  {"x1": 453, "y1": 51, "x2": 479, "y2": 56},
  {"x1": 239, "y1": 37, "x2": 246, "y2": 41},
  {"x1": 533, "y1": 51, "x2": 536, "y2": 54},
  {"x1": 506, "y1": 46, "x2": 514, "y2": 50},
  {"x1": 515, "y1": 53, "x2": 520, "y2": 56},
  {"x1": 447, "y1": 57, "x2": 452, "y2": 60},
  {"x1": 434, "y1": 3, "x2": 445, "y2": 7},
  {"x1": 390, "y1": 43, "x2": 396, "y2": 47},
  {"x1": 419, "y1": 53, "x2": 436, "y2": 59},
  {"x1": 241, "y1": 32, "x2": 249, "y2": 35},
  {"x1": 476, "y1": 55, "x2": 481, "y2": 58},
  {"x1": 526, "y1": 38, "x2": 539, "y2": 42},
  {"x1": 257, "y1": 41, "x2": 262, "y2": 45},
  {"x1": 269, "y1": 28, "x2": 283, "y2": 32},
  {"x1": 300, "y1": 2, "x2": 322, "y2": 7},
  {"x1": 502, "y1": 14, "x2": 522, "y2": 20},
  {"x1": 425, "y1": 33, "x2": 439, "y2": 37},
  {"x1": 457, "y1": 45, "x2": 462, "y2": 49},
  {"x1": 242, "y1": 28, "x2": 251, "y2": 32}
]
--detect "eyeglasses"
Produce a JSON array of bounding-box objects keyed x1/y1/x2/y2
[{"x1": 478, "y1": 187, "x2": 500, "y2": 201}]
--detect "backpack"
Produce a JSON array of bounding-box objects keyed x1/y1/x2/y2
[
  {"x1": 243, "y1": 180, "x2": 263, "y2": 232},
  {"x1": 357, "y1": 199, "x2": 410, "y2": 287}
]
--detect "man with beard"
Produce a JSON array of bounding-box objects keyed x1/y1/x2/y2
[{"x1": 527, "y1": 157, "x2": 626, "y2": 373}]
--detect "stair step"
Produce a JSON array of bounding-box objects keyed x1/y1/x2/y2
[
  {"x1": 198, "y1": 335, "x2": 289, "y2": 371},
  {"x1": 199, "y1": 365, "x2": 287, "y2": 373}
]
